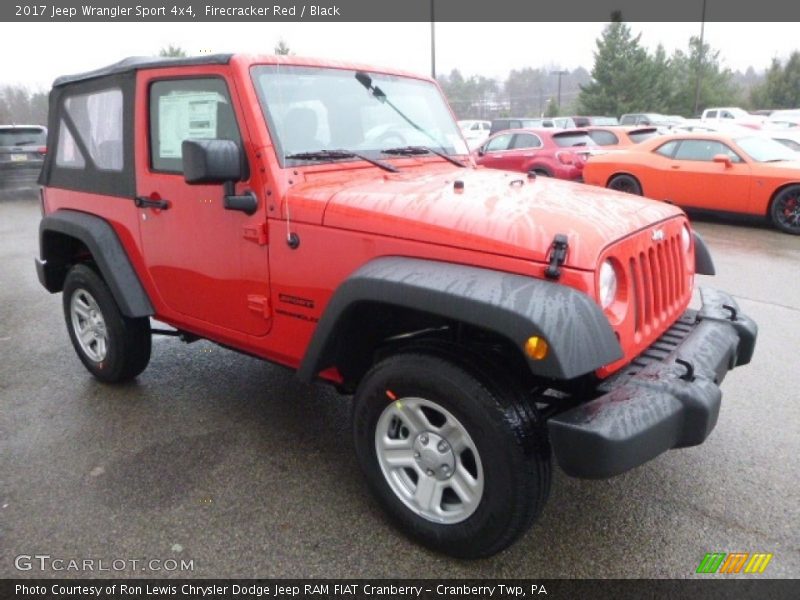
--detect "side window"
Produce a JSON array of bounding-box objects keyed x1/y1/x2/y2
[
  {"x1": 511, "y1": 133, "x2": 542, "y2": 149},
  {"x1": 149, "y1": 78, "x2": 241, "y2": 173},
  {"x1": 721, "y1": 111, "x2": 734, "y2": 119},
  {"x1": 706, "y1": 110, "x2": 717, "y2": 119},
  {"x1": 485, "y1": 134, "x2": 513, "y2": 152},
  {"x1": 57, "y1": 88, "x2": 123, "y2": 171},
  {"x1": 654, "y1": 140, "x2": 679, "y2": 157},
  {"x1": 673, "y1": 139, "x2": 742, "y2": 162},
  {"x1": 588, "y1": 130, "x2": 619, "y2": 146},
  {"x1": 481, "y1": 122, "x2": 490, "y2": 131},
  {"x1": 55, "y1": 120, "x2": 85, "y2": 168}
]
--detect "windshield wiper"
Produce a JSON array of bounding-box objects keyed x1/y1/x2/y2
[
  {"x1": 382, "y1": 145, "x2": 466, "y2": 168},
  {"x1": 285, "y1": 149, "x2": 398, "y2": 173},
  {"x1": 355, "y1": 71, "x2": 459, "y2": 160}
]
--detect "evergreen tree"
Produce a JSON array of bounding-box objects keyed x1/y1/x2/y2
[
  {"x1": 159, "y1": 45, "x2": 187, "y2": 58},
  {"x1": 274, "y1": 39, "x2": 292, "y2": 55},
  {"x1": 750, "y1": 52, "x2": 800, "y2": 109},
  {"x1": 668, "y1": 36, "x2": 739, "y2": 115},
  {"x1": 578, "y1": 14, "x2": 652, "y2": 116}
]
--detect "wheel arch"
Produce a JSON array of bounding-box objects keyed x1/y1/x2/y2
[
  {"x1": 37, "y1": 210, "x2": 153, "y2": 318},
  {"x1": 767, "y1": 181, "x2": 800, "y2": 214},
  {"x1": 298, "y1": 257, "x2": 622, "y2": 387}
]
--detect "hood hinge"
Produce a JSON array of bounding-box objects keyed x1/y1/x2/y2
[{"x1": 545, "y1": 234, "x2": 569, "y2": 280}]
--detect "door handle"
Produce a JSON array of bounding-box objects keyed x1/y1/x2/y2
[
  {"x1": 670, "y1": 165, "x2": 681, "y2": 170},
  {"x1": 134, "y1": 196, "x2": 170, "y2": 209}
]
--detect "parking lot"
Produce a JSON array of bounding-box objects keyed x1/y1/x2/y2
[{"x1": 1, "y1": 191, "x2": 798, "y2": 578}]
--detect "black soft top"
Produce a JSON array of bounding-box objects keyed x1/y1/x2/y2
[{"x1": 53, "y1": 54, "x2": 234, "y2": 87}]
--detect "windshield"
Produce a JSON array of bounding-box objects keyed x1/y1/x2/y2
[
  {"x1": 735, "y1": 136, "x2": 798, "y2": 162},
  {"x1": 251, "y1": 65, "x2": 467, "y2": 165},
  {"x1": 0, "y1": 127, "x2": 46, "y2": 147}
]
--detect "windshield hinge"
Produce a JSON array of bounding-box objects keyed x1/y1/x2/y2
[
  {"x1": 545, "y1": 234, "x2": 569, "y2": 280},
  {"x1": 243, "y1": 222, "x2": 268, "y2": 246}
]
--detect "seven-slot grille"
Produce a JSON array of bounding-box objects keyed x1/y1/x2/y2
[{"x1": 628, "y1": 229, "x2": 688, "y2": 336}]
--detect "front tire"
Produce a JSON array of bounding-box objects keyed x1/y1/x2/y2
[
  {"x1": 352, "y1": 352, "x2": 551, "y2": 558},
  {"x1": 769, "y1": 185, "x2": 800, "y2": 234},
  {"x1": 608, "y1": 173, "x2": 642, "y2": 195},
  {"x1": 63, "y1": 264, "x2": 151, "y2": 383}
]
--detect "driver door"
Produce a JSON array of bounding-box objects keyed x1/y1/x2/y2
[{"x1": 135, "y1": 69, "x2": 272, "y2": 336}]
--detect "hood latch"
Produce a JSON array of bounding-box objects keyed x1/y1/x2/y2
[{"x1": 545, "y1": 234, "x2": 569, "y2": 280}]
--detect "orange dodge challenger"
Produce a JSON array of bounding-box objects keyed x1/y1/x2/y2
[{"x1": 583, "y1": 132, "x2": 800, "y2": 234}]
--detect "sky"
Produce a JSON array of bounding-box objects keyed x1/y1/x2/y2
[{"x1": 0, "y1": 21, "x2": 798, "y2": 90}]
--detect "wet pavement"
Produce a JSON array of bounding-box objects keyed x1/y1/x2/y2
[{"x1": 1, "y1": 191, "x2": 799, "y2": 578}]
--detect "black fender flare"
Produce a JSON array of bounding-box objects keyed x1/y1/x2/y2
[
  {"x1": 693, "y1": 231, "x2": 715, "y2": 275},
  {"x1": 298, "y1": 257, "x2": 622, "y2": 382},
  {"x1": 37, "y1": 210, "x2": 153, "y2": 317}
]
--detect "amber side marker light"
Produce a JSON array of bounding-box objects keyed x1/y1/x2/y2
[{"x1": 524, "y1": 336, "x2": 549, "y2": 360}]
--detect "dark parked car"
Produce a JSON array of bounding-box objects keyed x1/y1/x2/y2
[
  {"x1": 0, "y1": 125, "x2": 47, "y2": 192},
  {"x1": 489, "y1": 117, "x2": 542, "y2": 135},
  {"x1": 570, "y1": 116, "x2": 619, "y2": 127}
]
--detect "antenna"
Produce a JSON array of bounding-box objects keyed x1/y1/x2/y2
[{"x1": 276, "y1": 57, "x2": 298, "y2": 249}]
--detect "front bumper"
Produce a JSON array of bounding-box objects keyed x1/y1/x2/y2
[{"x1": 548, "y1": 287, "x2": 757, "y2": 479}]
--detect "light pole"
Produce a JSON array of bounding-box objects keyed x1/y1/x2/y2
[
  {"x1": 430, "y1": 0, "x2": 436, "y2": 79},
  {"x1": 693, "y1": 0, "x2": 707, "y2": 115},
  {"x1": 551, "y1": 70, "x2": 568, "y2": 111}
]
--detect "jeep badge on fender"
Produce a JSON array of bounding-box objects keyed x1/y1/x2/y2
[{"x1": 35, "y1": 54, "x2": 757, "y2": 558}]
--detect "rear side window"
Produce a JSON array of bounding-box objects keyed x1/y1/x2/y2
[
  {"x1": 654, "y1": 140, "x2": 679, "y2": 157},
  {"x1": 628, "y1": 129, "x2": 658, "y2": 143},
  {"x1": 511, "y1": 133, "x2": 542, "y2": 149},
  {"x1": 149, "y1": 78, "x2": 242, "y2": 173},
  {"x1": 57, "y1": 88, "x2": 123, "y2": 171},
  {"x1": 588, "y1": 130, "x2": 619, "y2": 146}
]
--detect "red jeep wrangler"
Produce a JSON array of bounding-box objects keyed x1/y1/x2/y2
[{"x1": 36, "y1": 54, "x2": 757, "y2": 558}]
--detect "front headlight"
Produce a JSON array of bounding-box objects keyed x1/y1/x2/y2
[
  {"x1": 681, "y1": 224, "x2": 692, "y2": 253},
  {"x1": 599, "y1": 260, "x2": 618, "y2": 309}
]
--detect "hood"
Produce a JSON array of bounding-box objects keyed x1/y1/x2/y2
[{"x1": 297, "y1": 166, "x2": 683, "y2": 270}]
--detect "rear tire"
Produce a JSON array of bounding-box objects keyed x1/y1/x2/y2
[
  {"x1": 62, "y1": 264, "x2": 151, "y2": 383},
  {"x1": 352, "y1": 351, "x2": 551, "y2": 558},
  {"x1": 608, "y1": 174, "x2": 642, "y2": 195},
  {"x1": 769, "y1": 185, "x2": 800, "y2": 235}
]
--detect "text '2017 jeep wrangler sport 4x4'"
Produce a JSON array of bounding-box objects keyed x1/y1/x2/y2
[{"x1": 36, "y1": 55, "x2": 757, "y2": 558}]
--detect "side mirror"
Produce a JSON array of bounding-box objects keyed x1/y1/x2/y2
[
  {"x1": 712, "y1": 154, "x2": 732, "y2": 168},
  {"x1": 477, "y1": 147, "x2": 485, "y2": 156},
  {"x1": 182, "y1": 139, "x2": 257, "y2": 215},
  {"x1": 182, "y1": 139, "x2": 243, "y2": 184}
]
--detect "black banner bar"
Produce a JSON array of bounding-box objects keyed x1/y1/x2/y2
[
  {"x1": 2, "y1": 0, "x2": 800, "y2": 22},
  {"x1": 4, "y1": 579, "x2": 800, "y2": 600}
]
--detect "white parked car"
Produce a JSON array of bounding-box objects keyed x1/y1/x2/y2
[
  {"x1": 457, "y1": 119, "x2": 491, "y2": 148},
  {"x1": 700, "y1": 107, "x2": 764, "y2": 129}
]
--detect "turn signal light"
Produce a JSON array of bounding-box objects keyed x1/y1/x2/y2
[{"x1": 524, "y1": 336, "x2": 549, "y2": 360}]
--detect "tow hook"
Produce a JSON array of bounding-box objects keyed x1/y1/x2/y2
[{"x1": 675, "y1": 358, "x2": 696, "y2": 382}]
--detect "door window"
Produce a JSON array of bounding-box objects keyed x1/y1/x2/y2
[
  {"x1": 673, "y1": 139, "x2": 742, "y2": 162},
  {"x1": 149, "y1": 78, "x2": 242, "y2": 173},
  {"x1": 485, "y1": 134, "x2": 514, "y2": 152}
]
